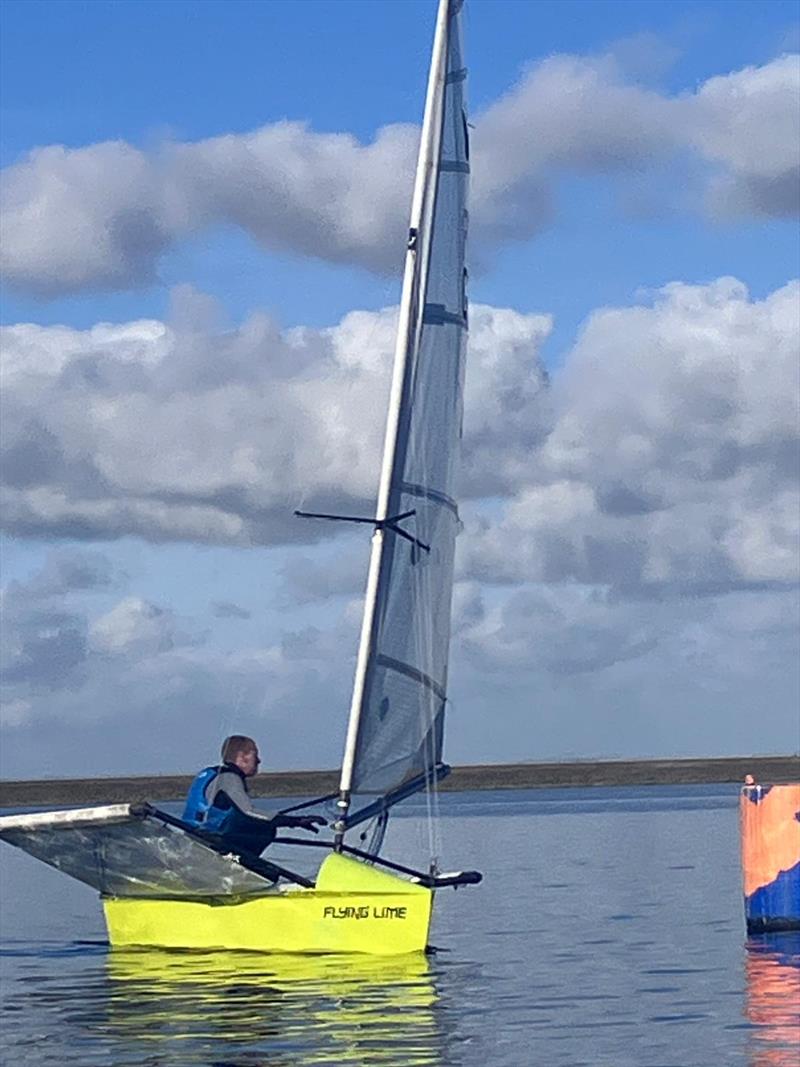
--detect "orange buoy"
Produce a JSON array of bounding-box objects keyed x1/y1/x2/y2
[{"x1": 740, "y1": 779, "x2": 800, "y2": 933}]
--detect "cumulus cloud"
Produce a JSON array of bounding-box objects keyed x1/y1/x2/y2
[
  {"x1": 0, "y1": 547, "x2": 117, "y2": 696},
  {"x1": 460, "y1": 584, "x2": 659, "y2": 674},
  {"x1": 690, "y1": 55, "x2": 800, "y2": 217},
  {"x1": 470, "y1": 53, "x2": 679, "y2": 248},
  {"x1": 0, "y1": 549, "x2": 358, "y2": 776},
  {"x1": 0, "y1": 554, "x2": 194, "y2": 703},
  {"x1": 12, "y1": 547, "x2": 116, "y2": 599},
  {"x1": 2, "y1": 278, "x2": 795, "y2": 603},
  {"x1": 0, "y1": 604, "x2": 88, "y2": 692},
  {"x1": 463, "y1": 278, "x2": 800, "y2": 597},
  {"x1": 447, "y1": 583, "x2": 799, "y2": 761},
  {"x1": 0, "y1": 143, "x2": 175, "y2": 296},
  {"x1": 89, "y1": 597, "x2": 190, "y2": 656},
  {"x1": 0, "y1": 296, "x2": 550, "y2": 546},
  {"x1": 454, "y1": 574, "x2": 796, "y2": 679},
  {"x1": 0, "y1": 124, "x2": 415, "y2": 297},
  {"x1": 1, "y1": 54, "x2": 796, "y2": 296},
  {"x1": 1, "y1": 273, "x2": 798, "y2": 771},
  {"x1": 172, "y1": 122, "x2": 416, "y2": 273}
]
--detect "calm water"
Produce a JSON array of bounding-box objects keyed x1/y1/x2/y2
[{"x1": 1, "y1": 786, "x2": 798, "y2": 1066}]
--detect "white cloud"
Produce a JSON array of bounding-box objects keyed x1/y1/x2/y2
[
  {"x1": 690, "y1": 54, "x2": 800, "y2": 217},
  {"x1": 89, "y1": 597, "x2": 184, "y2": 656},
  {"x1": 447, "y1": 583, "x2": 799, "y2": 762},
  {"x1": 470, "y1": 53, "x2": 678, "y2": 247},
  {"x1": 1, "y1": 54, "x2": 796, "y2": 296},
  {"x1": 0, "y1": 295, "x2": 550, "y2": 546},
  {"x1": 460, "y1": 306, "x2": 552, "y2": 494},
  {"x1": 2, "y1": 534, "x2": 797, "y2": 778},
  {"x1": 0, "y1": 123, "x2": 415, "y2": 297},
  {"x1": 0, "y1": 142, "x2": 175, "y2": 296},
  {"x1": 13, "y1": 547, "x2": 115, "y2": 599},
  {"x1": 464, "y1": 278, "x2": 800, "y2": 595},
  {"x1": 459, "y1": 583, "x2": 660, "y2": 674},
  {"x1": 2, "y1": 278, "x2": 795, "y2": 602},
  {"x1": 0, "y1": 592, "x2": 89, "y2": 693},
  {"x1": 1, "y1": 272, "x2": 797, "y2": 773},
  {"x1": 0, "y1": 549, "x2": 358, "y2": 776},
  {"x1": 172, "y1": 122, "x2": 416, "y2": 272}
]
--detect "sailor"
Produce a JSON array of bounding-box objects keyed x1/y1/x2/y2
[{"x1": 183, "y1": 735, "x2": 325, "y2": 856}]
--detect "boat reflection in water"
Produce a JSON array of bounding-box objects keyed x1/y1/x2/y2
[
  {"x1": 104, "y1": 948, "x2": 442, "y2": 1065},
  {"x1": 745, "y1": 933, "x2": 800, "y2": 1067}
]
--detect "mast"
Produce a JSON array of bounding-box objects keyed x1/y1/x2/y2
[{"x1": 334, "y1": 0, "x2": 453, "y2": 846}]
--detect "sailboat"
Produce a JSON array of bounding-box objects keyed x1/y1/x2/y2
[{"x1": 0, "y1": 0, "x2": 479, "y2": 955}]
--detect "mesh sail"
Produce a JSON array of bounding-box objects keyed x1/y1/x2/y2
[
  {"x1": 0, "y1": 805, "x2": 275, "y2": 898},
  {"x1": 350, "y1": 3, "x2": 468, "y2": 796}
]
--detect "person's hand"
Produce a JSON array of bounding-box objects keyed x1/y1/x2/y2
[{"x1": 296, "y1": 815, "x2": 327, "y2": 833}]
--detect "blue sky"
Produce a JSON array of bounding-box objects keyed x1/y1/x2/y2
[
  {"x1": 0, "y1": 0, "x2": 798, "y2": 778},
  {"x1": 2, "y1": 0, "x2": 797, "y2": 339}
]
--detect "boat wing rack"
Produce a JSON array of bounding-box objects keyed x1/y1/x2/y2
[{"x1": 0, "y1": 802, "x2": 315, "y2": 895}]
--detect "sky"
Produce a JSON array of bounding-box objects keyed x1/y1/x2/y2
[{"x1": 0, "y1": 0, "x2": 798, "y2": 780}]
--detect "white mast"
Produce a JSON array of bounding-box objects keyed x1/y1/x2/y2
[{"x1": 335, "y1": 0, "x2": 453, "y2": 838}]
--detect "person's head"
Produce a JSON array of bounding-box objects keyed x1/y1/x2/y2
[{"x1": 221, "y1": 735, "x2": 260, "y2": 777}]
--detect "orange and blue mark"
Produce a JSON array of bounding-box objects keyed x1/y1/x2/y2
[{"x1": 740, "y1": 782, "x2": 800, "y2": 933}]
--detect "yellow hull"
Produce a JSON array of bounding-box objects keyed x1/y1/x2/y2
[{"x1": 103, "y1": 852, "x2": 433, "y2": 955}]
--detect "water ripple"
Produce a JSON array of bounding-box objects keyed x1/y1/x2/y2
[{"x1": 1, "y1": 787, "x2": 798, "y2": 1066}]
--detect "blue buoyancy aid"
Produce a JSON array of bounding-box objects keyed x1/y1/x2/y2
[
  {"x1": 181, "y1": 765, "x2": 220, "y2": 827},
  {"x1": 203, "y1": 797, "x2": 267, "y2": 840},
  {"x1": 182, "y1": 764, "x2": 277, "y2": 853}
]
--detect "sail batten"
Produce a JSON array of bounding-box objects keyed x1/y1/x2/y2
[
  {"x1": 399, "y1": 482, "x2": 459, "y2": 515},
  {"x1": 375, "y1": 654, "x2": 448, "y2": 702},
  {"x1": 339, "y1": 0, "x2": 468, "y2": 815}
]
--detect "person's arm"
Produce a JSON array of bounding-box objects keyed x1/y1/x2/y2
[
  {"x1": 213, "y1": 773, "x2": 325, "y2": 831},
  {"x1": 212, "y1": 772, "x2": 276, "y2": 822}
]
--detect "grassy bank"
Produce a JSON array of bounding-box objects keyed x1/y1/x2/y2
[{"x1": 1, "y1": 755, "x2": 797, "y2": 808}]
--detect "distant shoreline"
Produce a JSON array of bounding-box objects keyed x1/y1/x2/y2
[{"x1": 1, "y1": 755, "x2": 797, "y2": 808}]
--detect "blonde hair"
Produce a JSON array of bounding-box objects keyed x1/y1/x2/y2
[{"x1": 221, "y1": 735, "x2": 256, "y2": 763}]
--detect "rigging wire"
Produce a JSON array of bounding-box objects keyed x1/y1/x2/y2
[
  {"x1": 365, "y1": 810, "x2": 389, "y2": 857},
  {"x1": 349, "y1": 809, "x2": 389, "y2": 862}
]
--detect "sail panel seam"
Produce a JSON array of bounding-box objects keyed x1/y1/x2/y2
[
  {"x1": 440, "y1": 160, "x2": 470, "y2": 173},
  {"x1": 374, "y1": 654, "x2": 447, "y2": 703}
]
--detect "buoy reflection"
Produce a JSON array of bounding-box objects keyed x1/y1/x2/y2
[{"x1": 745, "y1": 933, "x2": 800, "y2": 1067}]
